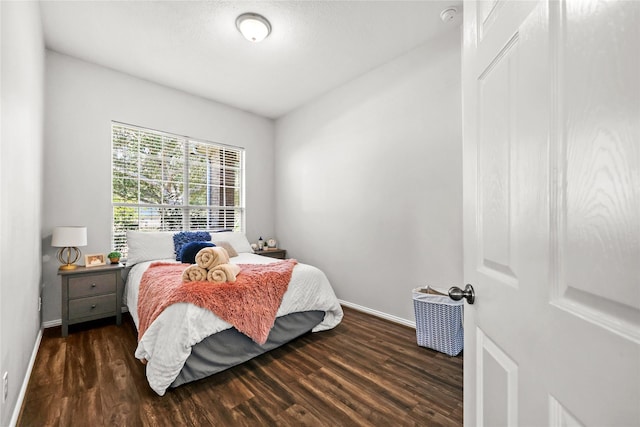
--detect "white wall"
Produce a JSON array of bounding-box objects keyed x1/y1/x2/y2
[
  {"x1": 0, "y1": 1, "x2": 44, "y2": 425},
  {"x1": 275, "y1": 28, "x2": 462, "y2": 323},
  {"x1": 42, "y1": 51, "x2": 275, "y2": 324}
]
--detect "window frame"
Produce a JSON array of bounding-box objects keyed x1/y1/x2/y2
[{"x1": 111, "y1": 121, "x2": 245, "y2": 255}]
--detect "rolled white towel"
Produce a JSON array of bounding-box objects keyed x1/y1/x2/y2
[
  {"x1": 195, "y1": 246, "x2": 229, "y2": 269},
  {"x1": 182, "y1": 265, "x2": 207, "y2": 283},
  {"x1": 206, "y1": 263, "x2": 241, "y2": 283}
]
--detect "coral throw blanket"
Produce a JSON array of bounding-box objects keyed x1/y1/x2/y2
[{"x1": 138, "y1": 259, "x2": 298, "y2": 345}]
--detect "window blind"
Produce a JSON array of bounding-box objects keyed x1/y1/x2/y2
[{"x1": 111, "y1": 122, "x2": 244, "y2": 255}]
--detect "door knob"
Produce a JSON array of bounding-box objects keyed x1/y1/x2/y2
[{"x1": 448, "y1": 284, "x2": 475, "y2": 304}]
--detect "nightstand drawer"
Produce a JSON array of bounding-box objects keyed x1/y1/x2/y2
[
  {"x1": 69, "y1": 294, "x2": 116, "y2": 319},
  {"x1": 68, "y1": 273, "x2": 116, "y2": 299}
]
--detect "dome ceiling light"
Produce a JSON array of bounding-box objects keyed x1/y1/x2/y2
[{"x1": 236, "y1": 13, "x2": 271, "y2": 43}]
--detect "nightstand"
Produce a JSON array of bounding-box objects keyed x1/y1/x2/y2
[
  {"x1": 59, "y1": 263, "x2": 124, "y2": 337},
  {"x1": 256, "y1": 248, "x2": 287, "y2": 259}
]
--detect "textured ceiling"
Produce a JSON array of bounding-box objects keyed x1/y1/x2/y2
[{"x1": 40, "y1": 0, "x2": 462, "y2": 119}]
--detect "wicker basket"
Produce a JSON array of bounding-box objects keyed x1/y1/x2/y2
[{"x1": 412, "y1": 287, "x2": 464, "y2": 356}]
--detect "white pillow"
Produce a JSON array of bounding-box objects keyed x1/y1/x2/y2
[
  {"x1": 210, "y1": 232, "x2": 254, "y2": 254},
  {"x1": 126, "y1": 231, "x2": 175, "y2": 266}
]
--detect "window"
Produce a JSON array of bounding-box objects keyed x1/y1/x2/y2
[{"x1": 111, "y1": 122, "x2": 244, "y2": 256}]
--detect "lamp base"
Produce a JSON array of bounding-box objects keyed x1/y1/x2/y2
[{"x1": 57, "y1": 247, "x2": 81, "y2": 271}]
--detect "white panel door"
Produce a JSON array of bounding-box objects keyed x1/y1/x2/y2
[{"x1": 462, "y1": 1, "x2": 639, "y2": 426}]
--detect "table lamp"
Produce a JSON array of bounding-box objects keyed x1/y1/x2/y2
[{"x1": 52, "y1": 226, "x2": 87, "y2": 270}]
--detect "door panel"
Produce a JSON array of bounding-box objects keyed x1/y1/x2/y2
[
  {"x1": 477, "y1": 0, "x2": 503, "y2": 40},
  {"x1": 477, "y1": 330, "x2": 518, "y2": 427},
  {"x1": 554, "y1": 0, "x2": 640, "y2": 335},
  {"x1": 478, "y1": 32, "x2": 519, "y2": 284},
  {"x1": 549, "y1": 396, "x2": 584, "y2": 427},
  {"x1": 463, "y1": 1, "x2": 640, "y2": 426}
]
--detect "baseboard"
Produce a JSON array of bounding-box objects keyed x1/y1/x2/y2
[
  {"x1": 42, "y1": 319, "x2": 60, "y2": 328},
  {"x1": 10, "y1": 328, "x2": 42, "y2": 427},
  {"x1": 42, "y1": 307, "x2": 129, "y2": 329},
  {"x1": 339, "y1": 299, "x2": 416, "y2": 329}
]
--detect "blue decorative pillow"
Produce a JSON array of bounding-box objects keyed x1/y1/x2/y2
[
  {"x1": 179, "y1": 241, "x2": 216, "y2": 264},
  {"x1": 173, "y1": 231, "x2": 212, "y2": 261}
]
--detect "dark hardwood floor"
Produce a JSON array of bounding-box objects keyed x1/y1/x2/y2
[{"x1": 18, "y1": 306, "x2": 463, "y2": 426}]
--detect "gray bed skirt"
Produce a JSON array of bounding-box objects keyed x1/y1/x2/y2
[{"x1": 171, "y1": 310, "x2": 325, "y2": 388}]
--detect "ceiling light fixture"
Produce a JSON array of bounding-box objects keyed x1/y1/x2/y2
[{"x1": 236, "y1": 13, "x2": 271, "y2": 43}]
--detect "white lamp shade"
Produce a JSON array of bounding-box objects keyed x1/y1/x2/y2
[{"x1": 52, "y1": 226, "x2": 87, "y2": 247}]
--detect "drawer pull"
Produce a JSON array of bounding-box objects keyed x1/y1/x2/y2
[
  {"x1": 91, "y1": 284, "x2": 96, "y2": 288},
  {"x1": 91, "y1": 304, "x2": 97, "y2": 309}
]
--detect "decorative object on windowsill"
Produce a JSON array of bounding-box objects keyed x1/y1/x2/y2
[
  {"x1": 257, "y1": 236, "x2": 265, "y2": 250},
  {"x1": 107, "y1": 251, "x2": 121, "y2": 264},
  {"x1": 250, "y1": 243, "x2": 258, "y2": 252},
  {"x1": 267, "y1": 238, "x2": 277, "y2": 248},
  {"x1": 52, "y1": 226, "x2": 87, "y2": 271},
  {"x1": 85, "y1": 253, "x2": 106, "y2": 267}
]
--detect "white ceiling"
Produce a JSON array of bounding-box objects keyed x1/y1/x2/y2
[{"x1": 40, "y1": 0, "x2": 462, "y2": 119}]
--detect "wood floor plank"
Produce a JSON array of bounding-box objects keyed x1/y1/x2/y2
[
  {"x1": 58, "y1": 386, "x2": 103, "y2": 427},
  {"x1": 274, "y1": 403, "x2": 327, "y2": 426},
  {"x1": 17, "y1": 306, "x2": 463, "y2": 426},
  {"x1": 16, "y1": 392, "x2": 61, "y2": 427},
  {"x1": 62, "y1": 332, "x2": 99, "y2": 395},
  {"x1": 22, "y1": 330, "x2": 66, "y2": 404},
  {"x1": 321, "y1": 360, "x2": 423, "y2": 421},
  {"x1": 295, "y1": 373, "x2": 375, "y2": 426},
  {"x1": 185, "y1": 379, "x2": 249, "y2": 426}
]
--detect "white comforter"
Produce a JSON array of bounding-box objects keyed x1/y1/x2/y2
[{"x1": 124, "y1": 253, "x2": 343, "y2": 396}]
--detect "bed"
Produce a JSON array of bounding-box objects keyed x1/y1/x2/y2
[{"x1": 122, "y1": 231, "x2": 343, "y2": 396}]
